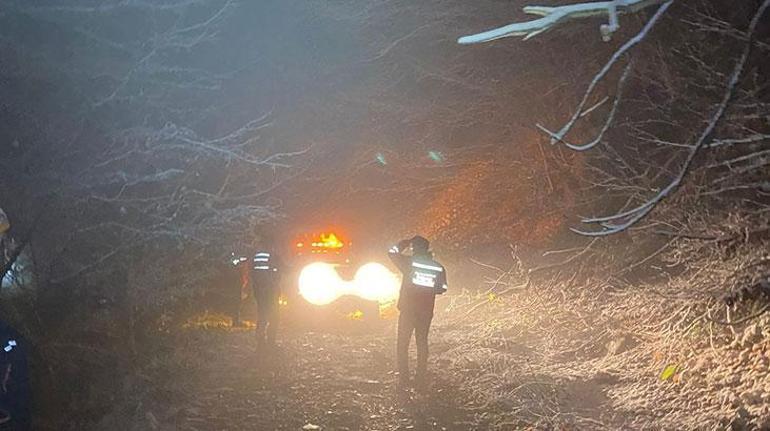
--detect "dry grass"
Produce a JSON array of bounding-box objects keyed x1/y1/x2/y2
[{"x1": 431, "y1": 244, "x2": 770, "y2": 430}]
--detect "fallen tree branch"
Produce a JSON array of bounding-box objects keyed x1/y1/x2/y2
[
  {"x1": 572, "y1": 0, "x2": 770, "y2": 235},
  {"x1": 529, "y1": 238, "x2": 598, "y2": 274},
  {"x1": 457, "y1": 0, "x2": 666, "y2": 44},
  {"x1": 654, "y1": 225, "x2": 770, "y2": 244},
  {"x1": 537, "y1": 2, "x2": 671, "y2": 147},
  {"x1": 706, "y1": 304, "x2": 770, "y2": 326}
]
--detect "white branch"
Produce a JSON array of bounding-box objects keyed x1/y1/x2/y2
[
  {"x1": 539, "y1": 1, "x2": 672, "y2": 146},
  {"x1": 537, "y1": 61, "x2": 633, "y2": 151},
  {"x1": 457, "y1": 0, "x2": 666, "y2": 44},
  {"x1": 707, "y1": 133, "x2": 770, "y2": 148}
]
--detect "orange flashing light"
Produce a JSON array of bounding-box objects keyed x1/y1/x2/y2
[
  {"x1": 294, "y1": 230, "x2": 348, "y2": 256},
  {"x1": 318, "y1": 232, "x2": 344, "y2": 249}
]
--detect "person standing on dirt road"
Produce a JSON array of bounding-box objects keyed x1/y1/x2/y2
[
  {"x1": 251, "y1": 238, "x2": 283, "y2": 350},
  {"x1": 228, "y1": 247, "x2": 251, "y2": 327},
  {"x1": 388, "y1": 235, "x2": 447, "y2": 390}
]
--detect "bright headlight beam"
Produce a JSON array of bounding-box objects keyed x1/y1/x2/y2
[
  {"x1": 298, "y1": 262, "x2": 342, "y2": 306},
  {"x1": 354, "y1": 262, "x2": 400, "y2": 302},
  {"x1": 297, "y1": 262, "x2": 400, "y2": 306}
]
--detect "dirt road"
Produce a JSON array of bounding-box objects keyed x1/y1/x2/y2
[
  {"x1": 138, "y1": 284, "x2": 770, "y2": 431},
  {"x1": 148, "y1": 316, "x2": 485, "y2": 431}
]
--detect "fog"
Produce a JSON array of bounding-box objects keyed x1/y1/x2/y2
[{"x1": 1, "y1": 1, "x2": 768, "y2": 429}]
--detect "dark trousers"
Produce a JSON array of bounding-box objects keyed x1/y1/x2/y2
[
  {"x1": 253, "y1": 284, "x2": 279, "y2": 344},
  {"x1": 0, "y1": 331, "x2": 30, "y2": 430},
  {"x1": 232, "y1": 285, "x2": 243, "y2": 327},
  {"x1": 396, "y1": 311, "x2": 433, "y2": 383}
]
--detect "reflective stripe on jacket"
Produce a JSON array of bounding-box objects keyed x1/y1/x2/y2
[{"x1": 388, "y1": 243, "x2": 447, "y2": 315}]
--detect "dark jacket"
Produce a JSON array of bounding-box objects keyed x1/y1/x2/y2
[
  {"x1": 0, "y1": 320, "x2": 30, "y2": 429},
  {"x1": 388, "y1": 241, "x2": 447, "y2": 317},
  {"x1": 251, "y1": 250, "x2": 283, "y2": 288}
]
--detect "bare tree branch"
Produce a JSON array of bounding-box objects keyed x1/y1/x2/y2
[
  {"x1": 573, "y1": 0, "x2": 770, "y2": 235},
  {"x1": 457, "y1": 0, "x2": 667, "y2": 44},
  {"x1": 537, "y1": 61, "x2": 634, "y2": 151},
  {"x1": 536, "y1": 1, "x2": 673, "y2": 147}
]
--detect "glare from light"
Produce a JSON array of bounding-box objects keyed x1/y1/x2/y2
[
  {"x1": 297, "y1": 262, "x2": 400, "y2": 306},
  {"x1": 355, "y1": 262, "x2": 400, "y2": 302},
  {"x1": 298, "y1": 262, "x2": 341, "y2": 306}
]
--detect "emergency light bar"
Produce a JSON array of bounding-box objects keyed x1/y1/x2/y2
[{"x1": 294, "y1": 232, "x2": 350, "y2": 255}]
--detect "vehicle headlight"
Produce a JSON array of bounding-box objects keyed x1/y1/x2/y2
[
  {"x1": 354, "y1": 262, "x2": 399, "y2": 303},
  {"x1": 297, "y1": 262, "x2": 400, "y2": 305},
  {"x1": 298, "y1": 262, "x2": 342, "y2": 306}
]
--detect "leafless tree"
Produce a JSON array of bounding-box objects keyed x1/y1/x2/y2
[
  {"x1": 459, "y1": 0, "x2": 770, "y2": 237},
  {"x1": 0, "y1": 1, "x2": 309, "y2": 424},
  {"x1": 1, "y1": 0, "x2": 308, "y2": 291}
]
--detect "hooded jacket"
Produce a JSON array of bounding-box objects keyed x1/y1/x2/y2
[{"x1": 388, "y1": 240, "x2": 447, "y2": 317}]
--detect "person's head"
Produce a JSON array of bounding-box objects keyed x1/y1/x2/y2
[
  {"x1": 257, "y1": 228, "x2": 283, "y2": 253},
  {"x1": 411, "y1": 235, "x2": 430, "y2": 256}
]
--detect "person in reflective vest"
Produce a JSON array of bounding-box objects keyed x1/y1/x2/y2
[
  {"x1": 388, "y1": 235, "x2": 447, "y2": 390},
  {"x1": 251, "y1": 246, "x2": 283, "y2": 349},
  {"x1": 0, "y1": 319, "x2": 30, "y2": 430}
]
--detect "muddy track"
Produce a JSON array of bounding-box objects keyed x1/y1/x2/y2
[{"x1": 149, "y1": 323, "x2": 484, "y2": 431}]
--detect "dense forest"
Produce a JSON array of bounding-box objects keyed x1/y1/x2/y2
[{"x1": 0, "y1": 0, "x2": 768, "y2": 429}]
